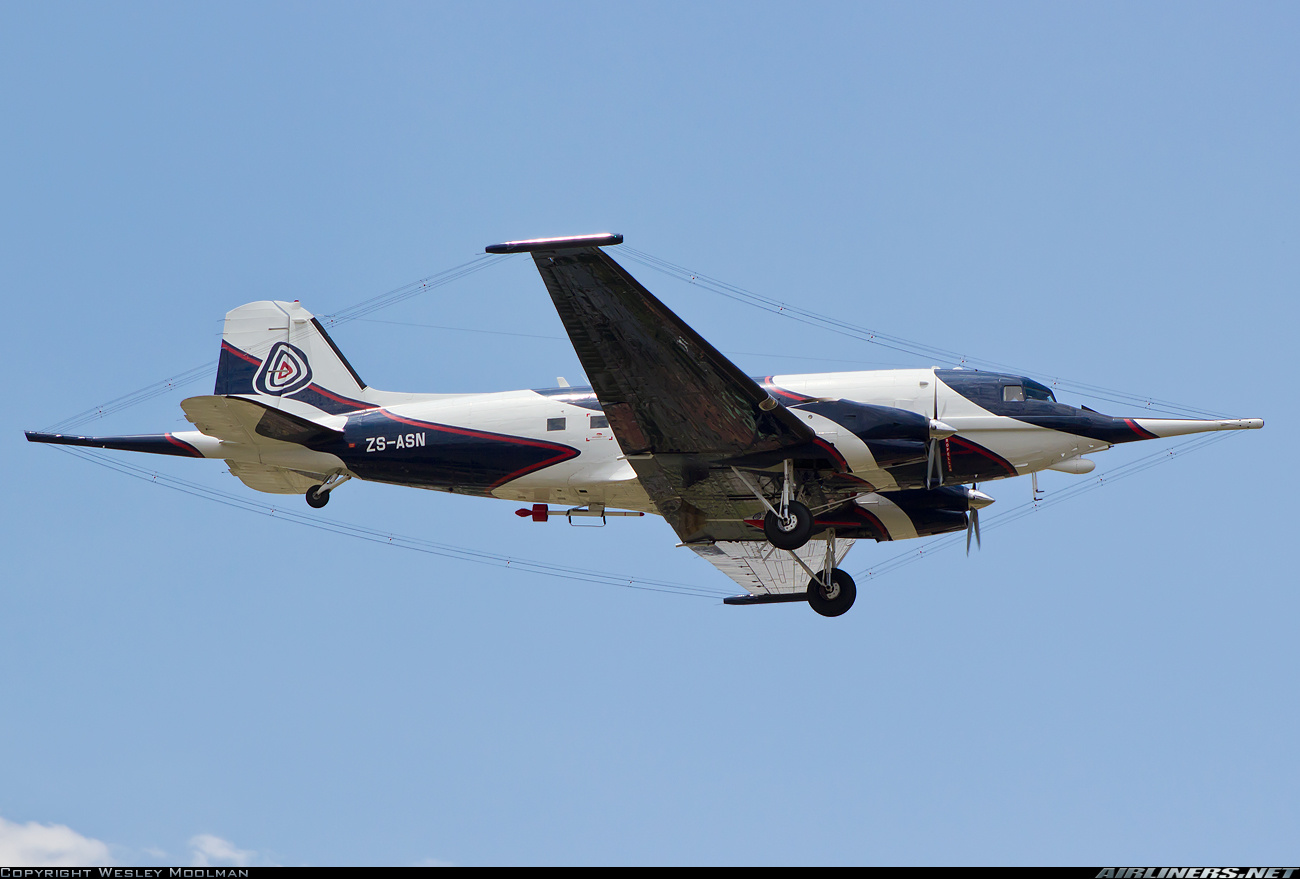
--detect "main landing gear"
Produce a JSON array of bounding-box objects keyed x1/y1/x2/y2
[
  {"x1": 732, "y1": 460, "x2": 816, "y2": 551},
  {"x1": 720, "y1": 462, "x2": 858, "y2": 616},
  {"x1": 764, "y1": 500, "x2": 813, "y2": 550},
  {"x1": 721, "y1": 529, "x2": 858, "y2": 617},
  {"x1": 793, "y1": 528, "x2": 856, "y2": 617},
  {"x1": 728, "y1": 460, "x2": 857, "y2": 615},
  {"x1": 305, "y1": 472, "x2": 351, "y2": 508},
  {"x1": 807, "y1": 567, "x2": 856, "y2": 618}
]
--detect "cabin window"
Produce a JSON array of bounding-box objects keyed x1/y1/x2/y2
[
  {"x1": 590, "y1": 415, "x2": 609, "y2": 429},
  {"x1": 1002, "y1": 385, "x2": 1025, "y2": 402},
  {"x1": 546, "y1": 417, "x2": 566, "y2": 431}
]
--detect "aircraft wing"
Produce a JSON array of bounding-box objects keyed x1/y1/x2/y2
[
  {"x1": 492, "y1": 235, "x2": 852, "y2": 543},
  {"x1": 691, "y1": 537, "x2": 857, "y2": 597}
]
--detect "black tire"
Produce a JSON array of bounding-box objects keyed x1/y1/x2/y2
[
  {"x1": 763, "y1": 500, "x2": 814, "y2": 550},
  {"x1": 305, "y1": 485, "x2": 330, "y2": 508},
  {"x1": 808, "y1": 568, "x2": 856, "y2": 617}
]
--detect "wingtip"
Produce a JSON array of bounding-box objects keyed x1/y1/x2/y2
[{"x1": 485, "y1": 233, "x2": 624, "y2": 254}]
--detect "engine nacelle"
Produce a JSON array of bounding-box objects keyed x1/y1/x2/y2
[{"x1": 791, "y1": 400, "x2": 937, "y2": 468}]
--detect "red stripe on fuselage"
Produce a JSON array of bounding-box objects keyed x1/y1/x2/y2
[
  {"x1": 1125, "y1": 418, "x2": 1159, "y2": 440},
  {"x1": 305, "y1": 383, "x2": 371, "y2": 411},
  {"x1": 761, "y1": 377, "x2": 812, "y2": 403},
  {"x1": 375, "y1": 409, "x2": 580, "y2": 489}
]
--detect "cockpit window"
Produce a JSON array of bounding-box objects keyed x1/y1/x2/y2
[
  {"x1": 1003, "y1": 385, "x2": 1025, "y2": 402},
  {"x1": 1024, "y1": 379, "x2": 1056, "y2": 402}
]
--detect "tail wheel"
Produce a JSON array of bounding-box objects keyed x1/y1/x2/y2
[
  {"x1": 763, "y1": 500, "x2": 814, "y2": 550},
  {"x1": 808, "y1": 568, "x2": 856, "y2": 617},
  {"x1": 305, "y1": 485, "x2": 330, "y2": 508}
]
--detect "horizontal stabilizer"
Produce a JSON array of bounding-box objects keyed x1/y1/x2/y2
[{"x1": 181, "y1": 395, "x2": 342, "y2": 446}]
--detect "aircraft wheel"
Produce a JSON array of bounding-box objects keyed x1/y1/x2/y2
[
  {"x1": 305, "y1": 485, "x2": 330, "y2": 508},
  {"x1": 764, "y1": 500, "x2": 814, "y2": 550},
  {"x1": 808, "y1": 568, "x2": 856, "y2": 617}
]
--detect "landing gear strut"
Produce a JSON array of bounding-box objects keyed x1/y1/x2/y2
[
  {"x1": 305, "y1": 472, "x2": 351, "y2": 509},
  {"x1": 764, "y1": 501, "x2": 813, "y2": 550},
  {"x1": 791, "y1": 527, "x2": 857, "y2": 617},
  {"x1": 733, "y1": 460, "x2": 816, "y2": 551}
]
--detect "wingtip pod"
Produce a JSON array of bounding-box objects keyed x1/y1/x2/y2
[
  {"x1": 1131, "y1": 417, "x2": 1264, "y2": 438},
  {"x1": 485, "y1": 233, "x2": 623, "y2": 254}
]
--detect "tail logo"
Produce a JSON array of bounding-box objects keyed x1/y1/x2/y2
[{"x1": 254, "y1": 342, "x2": 313, "y2": 397}]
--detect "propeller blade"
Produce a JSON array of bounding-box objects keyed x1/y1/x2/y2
[{"x1": 966, "y1": 483, "x2": 983, "y2": 556}]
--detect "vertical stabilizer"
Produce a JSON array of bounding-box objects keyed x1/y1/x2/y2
[{"x1": 215, "y1": 301, "x2": 375, "y2": 416}]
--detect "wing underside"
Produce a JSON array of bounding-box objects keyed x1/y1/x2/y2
[
  {"x1": 224, "y1": 461, "x2": 323, "y2": 494},
  {"x1": 691, "y1": 538, "x2": 857, "y2": 596}
]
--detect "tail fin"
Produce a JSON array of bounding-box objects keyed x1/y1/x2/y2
[{"x1": 215, "y1": 301, "x2": 377, "y2": 415}]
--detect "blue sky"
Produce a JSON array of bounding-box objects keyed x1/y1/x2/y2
[{"x1": 2, "y1": 2, "x2": 1294, "y2": 867}]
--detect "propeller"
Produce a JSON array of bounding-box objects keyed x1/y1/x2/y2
[
  {"x1": 927, "y1": 377, "x2": 957, "y2": 490},
  {"x1": 965, "y1": 484, "x2": 994, "y2": 555},
  {"x1": 926, "y1": 418, "x2": 957, "y2": 490}
]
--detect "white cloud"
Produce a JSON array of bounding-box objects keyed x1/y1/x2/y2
[
  {"x1": 0, "y1": 817, "x2": 114, "y2": 867},
  {"x1": 188, "y1": 834, "x2": 256, "y2": 868}
]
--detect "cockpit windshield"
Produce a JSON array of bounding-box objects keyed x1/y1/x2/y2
[
  {"x1": 1024, "y1": 379, "x2": 1056, "y2": 402},
  {"x1": 1003, "y1": 379, "x2": 1057, "y2": 403}
]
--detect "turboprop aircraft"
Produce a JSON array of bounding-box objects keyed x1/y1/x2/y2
[{"x1": 26, "y1": 234, "x2": 1263, "y2": 616}]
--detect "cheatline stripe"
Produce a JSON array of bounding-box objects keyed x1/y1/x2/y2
[
  {"x1": 851, "y1": 431, "x2": 1237, "y2": 582},
  {"x1": 52, "y1": 446, "x2": 733, "y2": 601}
]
